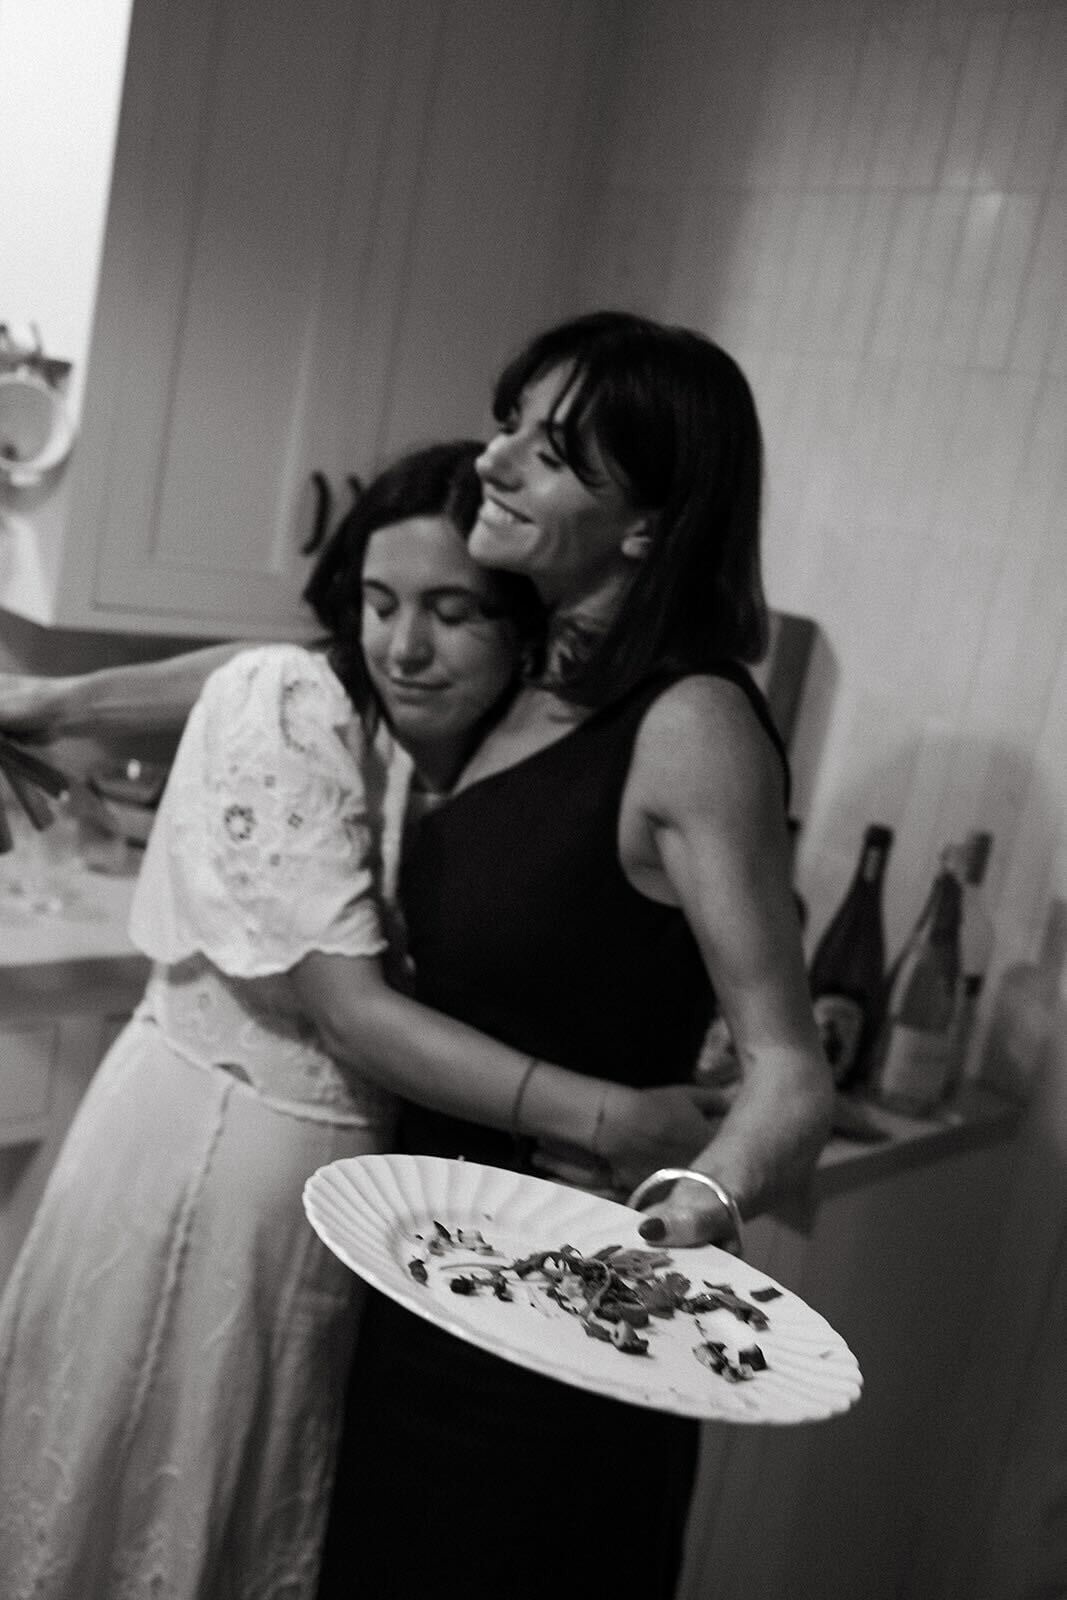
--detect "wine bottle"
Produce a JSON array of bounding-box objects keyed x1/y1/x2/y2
[
  {"x1": 808, "y1": 824, "x2": 894, "y2": 1090},
  {"x1": 871, "y1": 849, "x2": 964, "y2": 1116},
  {"x1": 977, "y1": 897, "x2": 1067, "y2": 1103},
  {"x1": 941, "y1": 830, "x2": 994, "y2": 1100}
]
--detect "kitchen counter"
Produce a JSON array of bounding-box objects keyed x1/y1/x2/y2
[
  {"x1": 817, "y1": 1081, "x2": 1020, "y2": 1197},
  {"x1": 0, "y1": 863, "x2": 146, "y2": 1016},
  {"x1": 0, "y1": 862, "x2": 140, "y2": 969},
  {"x1": 0, "y1": 864, "x2": 147, "y2": 1285}
]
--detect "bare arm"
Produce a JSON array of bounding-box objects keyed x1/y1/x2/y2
[
  {"x1": 0, "y1": 643, "x2": 253, "y2": 737},
  {"x1": 623, "y1": 677, "x2": 833, "y2": 1245},
  {"x1": 294, "y1": 950, "x2": 721, "y2": 1189}
]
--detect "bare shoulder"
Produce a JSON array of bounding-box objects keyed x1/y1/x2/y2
[{"x1": 629, "y1": 674, "x2": 784, "y2": 817}]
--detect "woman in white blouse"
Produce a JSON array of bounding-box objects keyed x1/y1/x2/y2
[{"x1": 0, "y1": 441, "x2": 714, "y2": 1600}]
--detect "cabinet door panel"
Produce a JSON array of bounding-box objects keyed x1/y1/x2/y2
[
  {"x1": 31, "y1": 0, "x2": 606, "y2": 636},
  {"x1": 0, "y1": 1023, "x2": 59, "y2": 1147},
  {"x1": 87, "y1": 0, "x2": 400, "y2": 630}
]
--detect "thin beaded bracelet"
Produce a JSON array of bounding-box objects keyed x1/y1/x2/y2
[
  {"x1": 626, "y1": 1167, "x2": 745, "y2": 1257},
  {"x1": 510, "y1": 1056, "x2": 541, "y2": 1142}
]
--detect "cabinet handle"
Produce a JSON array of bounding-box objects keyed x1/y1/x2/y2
[{"x1": 301, "y1": 470, "x2": 334, "y2": 556}]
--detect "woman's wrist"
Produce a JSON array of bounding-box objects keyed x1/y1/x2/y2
[
  {"x1": 517, "y1": 1063, "x2": 619, "y2": 1154},
  {"x1": 26, "y1": 669, "x2": 124, "y2": 735}
]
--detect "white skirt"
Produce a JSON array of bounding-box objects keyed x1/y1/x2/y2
[{"x1": 0, "y1": 1015, "x2": 382, "y2": 1600}]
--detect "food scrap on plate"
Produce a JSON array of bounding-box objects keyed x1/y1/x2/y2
[{"x1": 407, "y1": 1227, "x2": 775, "y2": 1382}]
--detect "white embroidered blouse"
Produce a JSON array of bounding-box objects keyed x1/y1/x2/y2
[{"x1": 129, "y1": 645, "x2": 411, "y2": 1126}]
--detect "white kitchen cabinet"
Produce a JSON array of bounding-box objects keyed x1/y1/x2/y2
[
  {"x1": 0, "y1": 953, "x2": 146, "y2": 1290},
  {"x1": 0, "y1": 1023, "x2": 62, "y2": 1149},
  {"x1": 0, "y1": 0, "x2": 614, "y2": 638}
]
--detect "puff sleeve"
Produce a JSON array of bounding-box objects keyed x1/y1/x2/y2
[{"x1": 130, "y1": 645, "x2": 389, "y2": 976}]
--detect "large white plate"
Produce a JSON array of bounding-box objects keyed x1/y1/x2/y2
[{"x1": 304, "y1": 1154, "x2": 862, "y2": 1424}]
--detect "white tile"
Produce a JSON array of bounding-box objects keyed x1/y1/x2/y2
[
  {"x1": 688, "y1": 16, "x2": 777, "y2": 185},
  {"x1": 901, "y1": 12, "x2": 970, "y2": 189},
  {"x1": 936, "y1": 192, "x2": 1006, "y2": 366},
  {"x1": 1005, "y1": 376, "x2": 1067, "y2": 540},
  {"x1": 1010, "y1": 7, "x2": 1067, "y2": 190},
  {"x1": 868, "y1": 192, "x2": 937, "y2": 363},
  {"x1": 867, "y1": 5, "x2": 939, "y2": 188},
  {"x1": 805, "y1": 15, "x2": 870, "y2": 188},
  {"x1": 745, "y1": 25, "x2": 826, "y2": 186},
  {"x1": 898, "y1": 192, "x2": 972, "y2": 363},
  {"x1": 940, "y1": 11, "x2": 1012, "y2": 191},
  {"x1": 1047, "y1": 290, "x2": 1067, "y2": 379},
  {"x1": 834, "y1": 190, "x2": 903, "y2": 356},
  {"x1": 765, "y1": 191, "x2": 837, "y2": 354},
  {"x1": 1010, "y1": 196, "x2": 1067, "y2": 374},
  {"x1": 973, "y1": 193, "x2": 1041, "y2": 368},
  {"x1": 974, "y1": 9, "x2": 1048, "y2": 194},
  {"x1": 797, "y1": 192, "x2": 872, "y2": 355},
  {"x1": 930, "y1": 370, "x2": 1041, "y2": 543}
]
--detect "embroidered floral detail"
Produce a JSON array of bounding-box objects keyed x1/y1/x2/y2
[
  {"x1": 124, "y1": 646, "x2": 411, "y2": 1117},
  {"x1": 224, "y1": 803, "x2": 256, "y2": 841}
]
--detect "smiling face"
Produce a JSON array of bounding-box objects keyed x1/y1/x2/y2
[
  {"x1": 360, "y1": 515, "x2": 520, "y2": 768},
  {"x1": 469, "y1": 366, "x2": 652, "y2": 609}
]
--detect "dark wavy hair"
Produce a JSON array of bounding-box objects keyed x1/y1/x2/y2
[
  {"x1": 491, "y1": 310, "x2": 769, "y2": 705},
  {"x1": 302, "y1": 440, "x2": 543, "y2": 722}
]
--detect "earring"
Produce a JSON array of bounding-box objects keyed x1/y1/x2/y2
[{"x1": 620, "y1": 530, "x2": 653, "y2": 561}]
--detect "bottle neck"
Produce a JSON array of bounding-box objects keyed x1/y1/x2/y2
[
  {"x1": 963, "y1": 831, "x2": 993, "y2": 887},
  {"x1": 856, "y1": 841, "x2": 890, "y2": 891},
  {"x1": 926, "y1": 870, "x2": 963, "y2": 947}
]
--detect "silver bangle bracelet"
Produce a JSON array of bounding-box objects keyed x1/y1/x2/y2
[{"x1": 626, "y1": 1167, "x2": 745, "y2": 1256}]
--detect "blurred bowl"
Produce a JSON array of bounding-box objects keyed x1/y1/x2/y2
[
  {"x1": 94, "y1": 795, "x2": 155, "y2": 847},
  {"x1": 89, "y1": 758, "x2": 169, "y2": 808},
  {"x1": 0, "y1": 371, "x2": 75, "y2": 486}
]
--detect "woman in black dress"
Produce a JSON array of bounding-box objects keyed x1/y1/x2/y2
[{"x1": 315, "y1": 312, "x2": 832, "y2": 1599}]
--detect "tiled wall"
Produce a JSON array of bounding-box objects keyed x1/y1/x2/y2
[
  {"x1": 570, "y1": 8, "x2": 1067, "y2": 1591},
  {"x1": 574, "y1": 0, "x2": 1067, "y2": 1015}
]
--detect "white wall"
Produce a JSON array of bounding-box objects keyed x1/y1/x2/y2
[
  {"x1": 565, "y1": 5, "x2": 1067, "y2": 1595},
  {"x1": 572, "y1": 0, "x2": 1067, "y2": 996},
  {"x1": 0, "y1": 0, "x2": 133, "y2": 420}
]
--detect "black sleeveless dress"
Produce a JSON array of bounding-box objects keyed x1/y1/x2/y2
[{"x1": 316, "y1": 667, "x2": 786, "y2": 1600}]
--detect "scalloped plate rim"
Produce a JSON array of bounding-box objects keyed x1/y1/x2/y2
[{"x1": 303, "y1": 1154, "x2": 862, "y2": 1425}]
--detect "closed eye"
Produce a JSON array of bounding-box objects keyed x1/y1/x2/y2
[
  {"x1": 361, "y1": 582, "x2": 396, "y2": 620},
  {"x1": 429, "y1": 592, "x2": 486, "y2": 625}
]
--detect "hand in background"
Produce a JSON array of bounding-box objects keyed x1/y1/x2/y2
[
  {"x1": 534, "y1": 1082, "x2": 733, "y2": 1196},
  {"x1": 0, "y1": 674, "x2": 65, "y2": 739}
]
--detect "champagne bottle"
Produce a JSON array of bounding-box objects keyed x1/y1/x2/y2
[
  {"x1": 872, "y1": 849, "x2": 963, "y2": 1115},
  {"x1": 941, "y1": 830, "x2": 994, "y2": 1099},
  {"x1": 808, "y1": 824, "x2": 894, "y2": 1090},
  {"x1": 977, "y1": 897, "x2": 1067, "y2": 1103}
]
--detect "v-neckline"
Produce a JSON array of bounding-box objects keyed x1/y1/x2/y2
[
  {"x1": 413, "y1": 672, "x2": 674, "y2": 828},
  {"x1": 419, "y1": 704, "x2": 597, "y2": 824}
]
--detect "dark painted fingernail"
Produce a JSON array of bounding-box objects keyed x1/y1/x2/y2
[{"x1": 639, "y1": 1216, "x2": 667, "y2": 1241}]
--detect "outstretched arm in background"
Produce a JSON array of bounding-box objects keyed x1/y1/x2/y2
[{"x1": 0, "y1": 643, "x2": 250, "y2": 738}]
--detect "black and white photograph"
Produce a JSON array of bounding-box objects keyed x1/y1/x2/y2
[{"x1": 0, "y1": 3, "x2": 1065, "y2": 1596}]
